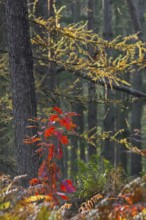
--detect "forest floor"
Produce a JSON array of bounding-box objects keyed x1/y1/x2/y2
[{"x1": 1, "y1": 174, "x2": 146, "y2": 219}]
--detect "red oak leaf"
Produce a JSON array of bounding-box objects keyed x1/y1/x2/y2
[
  {"x1": 44, "y1": 126, "x2": 55, "y2": 138},
  {"x1": 29, "y1": 178, "x2": 40, "y2": 186},
  {"x1": 49, "y1": 114, "x2": 60, "y2": 122},
  {"x1": 52, "y1": 107, "x2": 63, "y2": 115},
  {"x1": 60, "y1": 184, "x2": 66, "y2": 192},
  {"x1": 56, "y1": 192, "x2": 69, "y2": 200},
  {"x1": 59, "y1": 118, "x2": 71, "y2": 130},
  {"x1": 59, "y1": 117, "x2": 77, "y2": 130},
  {"x1": 60, "y1": 136, "x2": 69, "y2": 145},
  {"x1": 60, "y1": 179, "x2": 76, "y2": 193}
]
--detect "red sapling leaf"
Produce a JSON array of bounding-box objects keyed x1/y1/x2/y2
[
  {"x1": 44, "y1": 126, "x2": 55, "y2": 138},
  {"x1": 60, "y1": 136, "x2": 69, "y2": 145},
  {"x1": 56, "y1": 192, "x2": 69, "y2": 200},
  {"x1": 24, "y1": 137, "x2": 41, "y2": 144},
  {"x1": 53, "y1": 107, "x2": 63, "y2": 115},
  {"x1": 60, "y1": 184, "x2": 66, "y2": 192},
  {"x1": 29, "y1": 178, "x2": 40, "y2": 186},
  {"x1": 60, "y1": 118, "x2": 77, "y2": 130},
  {"x1": 60, "y1": 179, "x2": 76, "y2": 193},
  {"x1": 59, "y1": 118, "x2": 70, "y2": 130},
  {"x1": 49, "y1": 114, "x2": 60, "y2": 122}
]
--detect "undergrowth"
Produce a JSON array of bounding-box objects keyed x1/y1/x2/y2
[
  {"x1": 75, "y1": 155, "x2": 126, "y2": 199},
  {"x1": 1, "y1": 107, "x2": 146, "y2": 219}
]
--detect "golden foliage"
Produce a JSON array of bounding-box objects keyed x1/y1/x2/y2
[{"x1": 31, "y1": 7, "x2": 146, "y2": 89}]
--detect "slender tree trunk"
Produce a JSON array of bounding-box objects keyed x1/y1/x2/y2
[
  {"x1": 127, "y1": 0, "x2": 143, "y2": 40},
  {"x1": 5, "y1": 0, "x2": 38, "y2": 186},
  {"x1": 115, "y1": 91, "x2": 129, "y2": 171},
  {"x1": 127, "y1": 0, "x2": 143, "y2": 175},
  {"x1": 48, "y1": 0, "x2": 56, "y2": 105},
  {"x1": 88, "y1": 0, "x2": 97, "y2": 157},
  {"x1": 102, "y1": 0, "x2": 115, "y2": 164},
  {"x1": 70, "y1": 0, "x2": 85, "y2": 176}
]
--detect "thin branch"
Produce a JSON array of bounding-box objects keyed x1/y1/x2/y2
[{"x1": 56, "y1": 66, "x2": 146, "y2": 98}]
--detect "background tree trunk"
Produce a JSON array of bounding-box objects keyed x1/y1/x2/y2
[
  {"x1": 5, "y1": 0, "x2": 38, "y2": 186},
  {"x1": 70, "y1": 0, "x2": 83, "y2": 175},
  {"x1": 127, "y1": 0, "x2": 143, "y2": 175},
  {"x1": 88, "y1": 0, "x2": 97, "y2": 157},
  {"x1": 102, "y1": 0, "x2": 115, "y2": 164}
]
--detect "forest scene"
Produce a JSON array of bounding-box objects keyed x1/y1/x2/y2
[{"x1": 2, "y1": 0, "x2": 146, "y2": 219}]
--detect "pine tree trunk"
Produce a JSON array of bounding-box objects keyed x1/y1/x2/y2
[
  {"x1": 88, "y1": 0, "x2": 97, "y2": 157},
  {"x1": 127, "y1": 0, "x2": 143, "y2": 175},
  {"x1": 5, "y1": 0, "x2": 38, "y2": 186},
  {"x1": 70, "y1": 0, "x2": 85, "y2": 176},
  {"x1": 102, "y1": 0, "x2": 115, "y2": 164}
]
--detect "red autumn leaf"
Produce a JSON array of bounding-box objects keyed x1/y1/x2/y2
[
  {"x1": 24, "y1": 137, "x2": 41, "y2": 144},
  {"x1": 125, "y1": 196, "x2": 133, "y2": 205},
  {"x1": 29, "y1": 178, "x2": 40, "y2": 186},
  {"x1": 59, "y1": 118, "x2": 71, "y2": 130},
  {"x1": 60, "y1": 184, "x2": 66, "y2": 192},
  {"x1": 49, "y1": 114, "x2": 60, "y2": 122},
  {"x1": 65, "y1": 179, "x2": 73, "y2": 185},
  {"x1": 56, "y1": 192, "x2": 69, "y2": 200},
  {"x1": 68, "y1": 122, "x2": 77, "y2": 130},
  {"x1": 60, "y1": 136, "x2": 69, "y2": 145},
  {"x1": 60, "y1": 179, "x2": 76, "y2": 193},
  {"x1": 66, "y1": 112, "x2": 78, "y2": 117},
  {"x1": 52, "y1": 107, "x2": 63, "y2": 115},
  {"x1": 60, "y1": 117, "x2": 77, "y2": 131},
  {"x1": 44, "y1": 126, "x2": 55, "y2": 138},
  {"x1": 35, "y1": 147, "x2": 44, "y2": 155}
]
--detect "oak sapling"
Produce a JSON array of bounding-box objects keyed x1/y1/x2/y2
[{"x1": 25, "y1": 107, "x2": 77, "y2": 205}]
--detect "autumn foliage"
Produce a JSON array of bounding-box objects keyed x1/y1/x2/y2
[{"x1": 25, "y1": 107, "x2": 77, "y2": 204}]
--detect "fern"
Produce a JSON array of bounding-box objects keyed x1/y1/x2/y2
[
  {"x1": 75, "y1": 155, "x2": 126, "y2": 199},
  {"x1": 75, "y1": 155, "x2": 113, "y2": 199}
]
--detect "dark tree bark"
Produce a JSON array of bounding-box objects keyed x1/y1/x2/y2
[
  {"x1": 48, "y1": 0, "x2": 56, "y2": 82},
  {"x1": 115, "y1": 91, "x2": 129, "y2": 171},
  {"x1": 102, "y1": 0, "x2": 115, "y2": 164},
  {"x1": 88, "y1": 0, "x2": 97, "y2": 157},
  {"x1": 103, "y1": 0, "x2": 113, "y2": 38},
  {"x1": 71, "y1": 0, "x2": 85, "y2": 176},
  {"x1": 127, "y1": 0, "x2": 143, "y2": 40},
  {"x1": 5, "y1": 0, "x2": 38, "y2": 186},
  {"x1": 127, "y1": 0, "x2": 143, "y2": 175}
]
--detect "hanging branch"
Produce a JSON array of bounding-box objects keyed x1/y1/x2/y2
[{"x1": 56, "y1": 66, "x2": 146, "y2": 98}]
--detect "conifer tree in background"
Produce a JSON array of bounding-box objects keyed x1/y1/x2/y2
[
  {"x1": 102, "y1": 0, "x2": 115, "y2": 165},
  {"x1": 127, "y1": 0, "x2": 143, "y2": 175},
  {"x1": 87, "y1": 0, "x2": 97, "y2": 157},
  {"x1": 70, "y1": 0, "x2": 84, "y2": 174}
]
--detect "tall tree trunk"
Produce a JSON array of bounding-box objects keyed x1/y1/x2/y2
[
  {"x1": 102, "y1": 0, "x2": 115, "y2": 164},
  {"x1": 70, "y1": 0, "x2": 85, "y2": 176},
  {"x1": 127, "y1": 0, "x2": 143, "y2": 175},
  {"x1": 33, "y1": 0, "x2": 56, "y2": 106},
  {"x1": 115, "y1": 91, "x2": 129, "y2": 171},
  {"x1": 48, "y1": 0, "x2": 56, "y2": 105},
  {"x1": 88, "y1": 0, "x2": 97, "y2": 158},
  {"x1": 5, "y1": 0, "x2": 38, "y2": 186}
]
